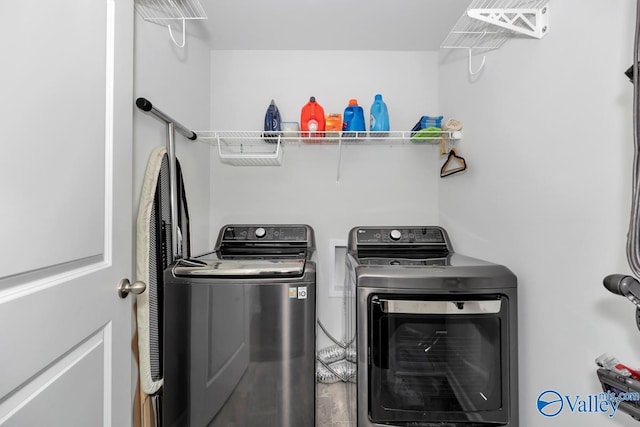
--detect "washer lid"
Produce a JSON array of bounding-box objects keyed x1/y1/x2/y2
[{"x1": 172, "y1": 258, "x2": 306, "y2": 278}]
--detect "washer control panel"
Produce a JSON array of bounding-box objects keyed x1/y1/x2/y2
[
  {"x1": 356, "y1": 227, "x2": 446, "y2": 245},
  {"x1": 216, "y1": 224, "x2": 316, "y2": 260},
  {"x1": 221, "y1": 225, "x2": 308, "y2": 242}
]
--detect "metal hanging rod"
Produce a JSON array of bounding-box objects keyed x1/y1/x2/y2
[
  {"x1": 135, "y1": 97, "x2": 196, "y2": 261},
  {"x1": 135, "y1": 97, "x2": 197, "y2": 141}
]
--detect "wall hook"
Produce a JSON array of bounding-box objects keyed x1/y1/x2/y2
[
  {"x1": 167, "y1": 18, "x2": 186, "y2": 48},
  {"x1": 468, "y1": 48, "x2": 486, "y2": 75}
]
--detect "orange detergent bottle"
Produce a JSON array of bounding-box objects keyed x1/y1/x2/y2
[{"x1": 300, "y1": 96, "x2": 326, "y2": 139}]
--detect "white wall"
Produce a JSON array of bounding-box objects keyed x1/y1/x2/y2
[
  {"x1": 439, "y1": 1, "x2": 638, "y2": 425},
  {"x1": 133, "y1": 16, "x2": 211, "y2": 255},
  {"x1": 210, "y1": 50, "x2": 442, "y2": 347}
]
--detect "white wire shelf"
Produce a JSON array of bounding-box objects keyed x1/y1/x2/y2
[
  {"x1": 134, "y1": 0, "x2": 207, "y2": 47},
  {"x1": 441, "y1": 0, "x2": 549, "y2": 51},
  {"x1": 196, "y1": 131, "x2": 462, "y2": 169},
  {"x1": 134, "y1": 0, "x2": 207, "y2": 23},
  {"x1": 197, "y1": 130, "x2": 462, "y2": 148}
]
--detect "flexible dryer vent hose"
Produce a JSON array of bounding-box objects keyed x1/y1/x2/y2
[
  {"x1": 317, "y1": 358, "x2": 356, "y2": 384},
  {"x1": 315, "y1": 320, "x2": 356, "y2": 383}
]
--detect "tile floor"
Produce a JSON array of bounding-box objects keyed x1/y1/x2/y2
[{"x1": 316, "y1": 382, "x2": 351, "y2": 427}]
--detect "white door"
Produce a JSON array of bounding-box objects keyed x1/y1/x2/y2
[{"x1": 0, "y1": 1, "x2": 134, "y2": 426}]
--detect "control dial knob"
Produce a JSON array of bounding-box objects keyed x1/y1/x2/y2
[
  {"x1": 389, "y1": 229, "x2": 402, "y2": 241},
  {"x1": 255, "y1": 227, "x2": 267, "y2": 238}
]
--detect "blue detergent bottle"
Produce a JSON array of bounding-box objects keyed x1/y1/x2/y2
[
  {"x1": 343, "y1": 99, "x2": 366, "y2": 136},
  {"x1": 370, "y1": 94, "x2": 389, "y2": 135}
]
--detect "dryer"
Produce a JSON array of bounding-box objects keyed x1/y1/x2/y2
[
  {"x1": 163, "y1": 224, "x2": 316, "y2": 427},
  {"x1": 345, "y1": 226, "x2": 518, "y2": 427}
]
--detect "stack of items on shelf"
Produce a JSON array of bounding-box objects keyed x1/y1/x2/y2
[{"x1": 264, "y1": 95, "x2": 391, "y2": 141}]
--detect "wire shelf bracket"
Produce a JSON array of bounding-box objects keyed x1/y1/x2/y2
[
  {"x1": 441, "y1": 0, "x2": 549, "y2": 75},
  {"x1": 467, "y1": 5, "x2": 549, "y2": 39}
]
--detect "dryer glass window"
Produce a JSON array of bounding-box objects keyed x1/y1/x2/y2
[{"x1": 368, "y1": 294, "x2": 509, "y2": 425}]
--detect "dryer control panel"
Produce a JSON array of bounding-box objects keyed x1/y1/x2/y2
[
  {"x1": 355, "y1": 227, "x2": 447, "y2": 244},
  {"x1": 348, "y1": 226, "x2": 452, "y2": 260}
]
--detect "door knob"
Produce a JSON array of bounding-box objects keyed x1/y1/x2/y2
[{"x1": 118, "y1": 278, "x2": 146, "y2": 299}]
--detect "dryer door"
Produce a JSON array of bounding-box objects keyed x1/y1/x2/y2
[{"x1": 367, "y1": 294, "x2": 510, "y2": 425}]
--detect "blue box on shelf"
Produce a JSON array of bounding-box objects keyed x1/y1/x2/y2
[{"x1": 411, "y1": 115, "x2": 443, "y2": 132}]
